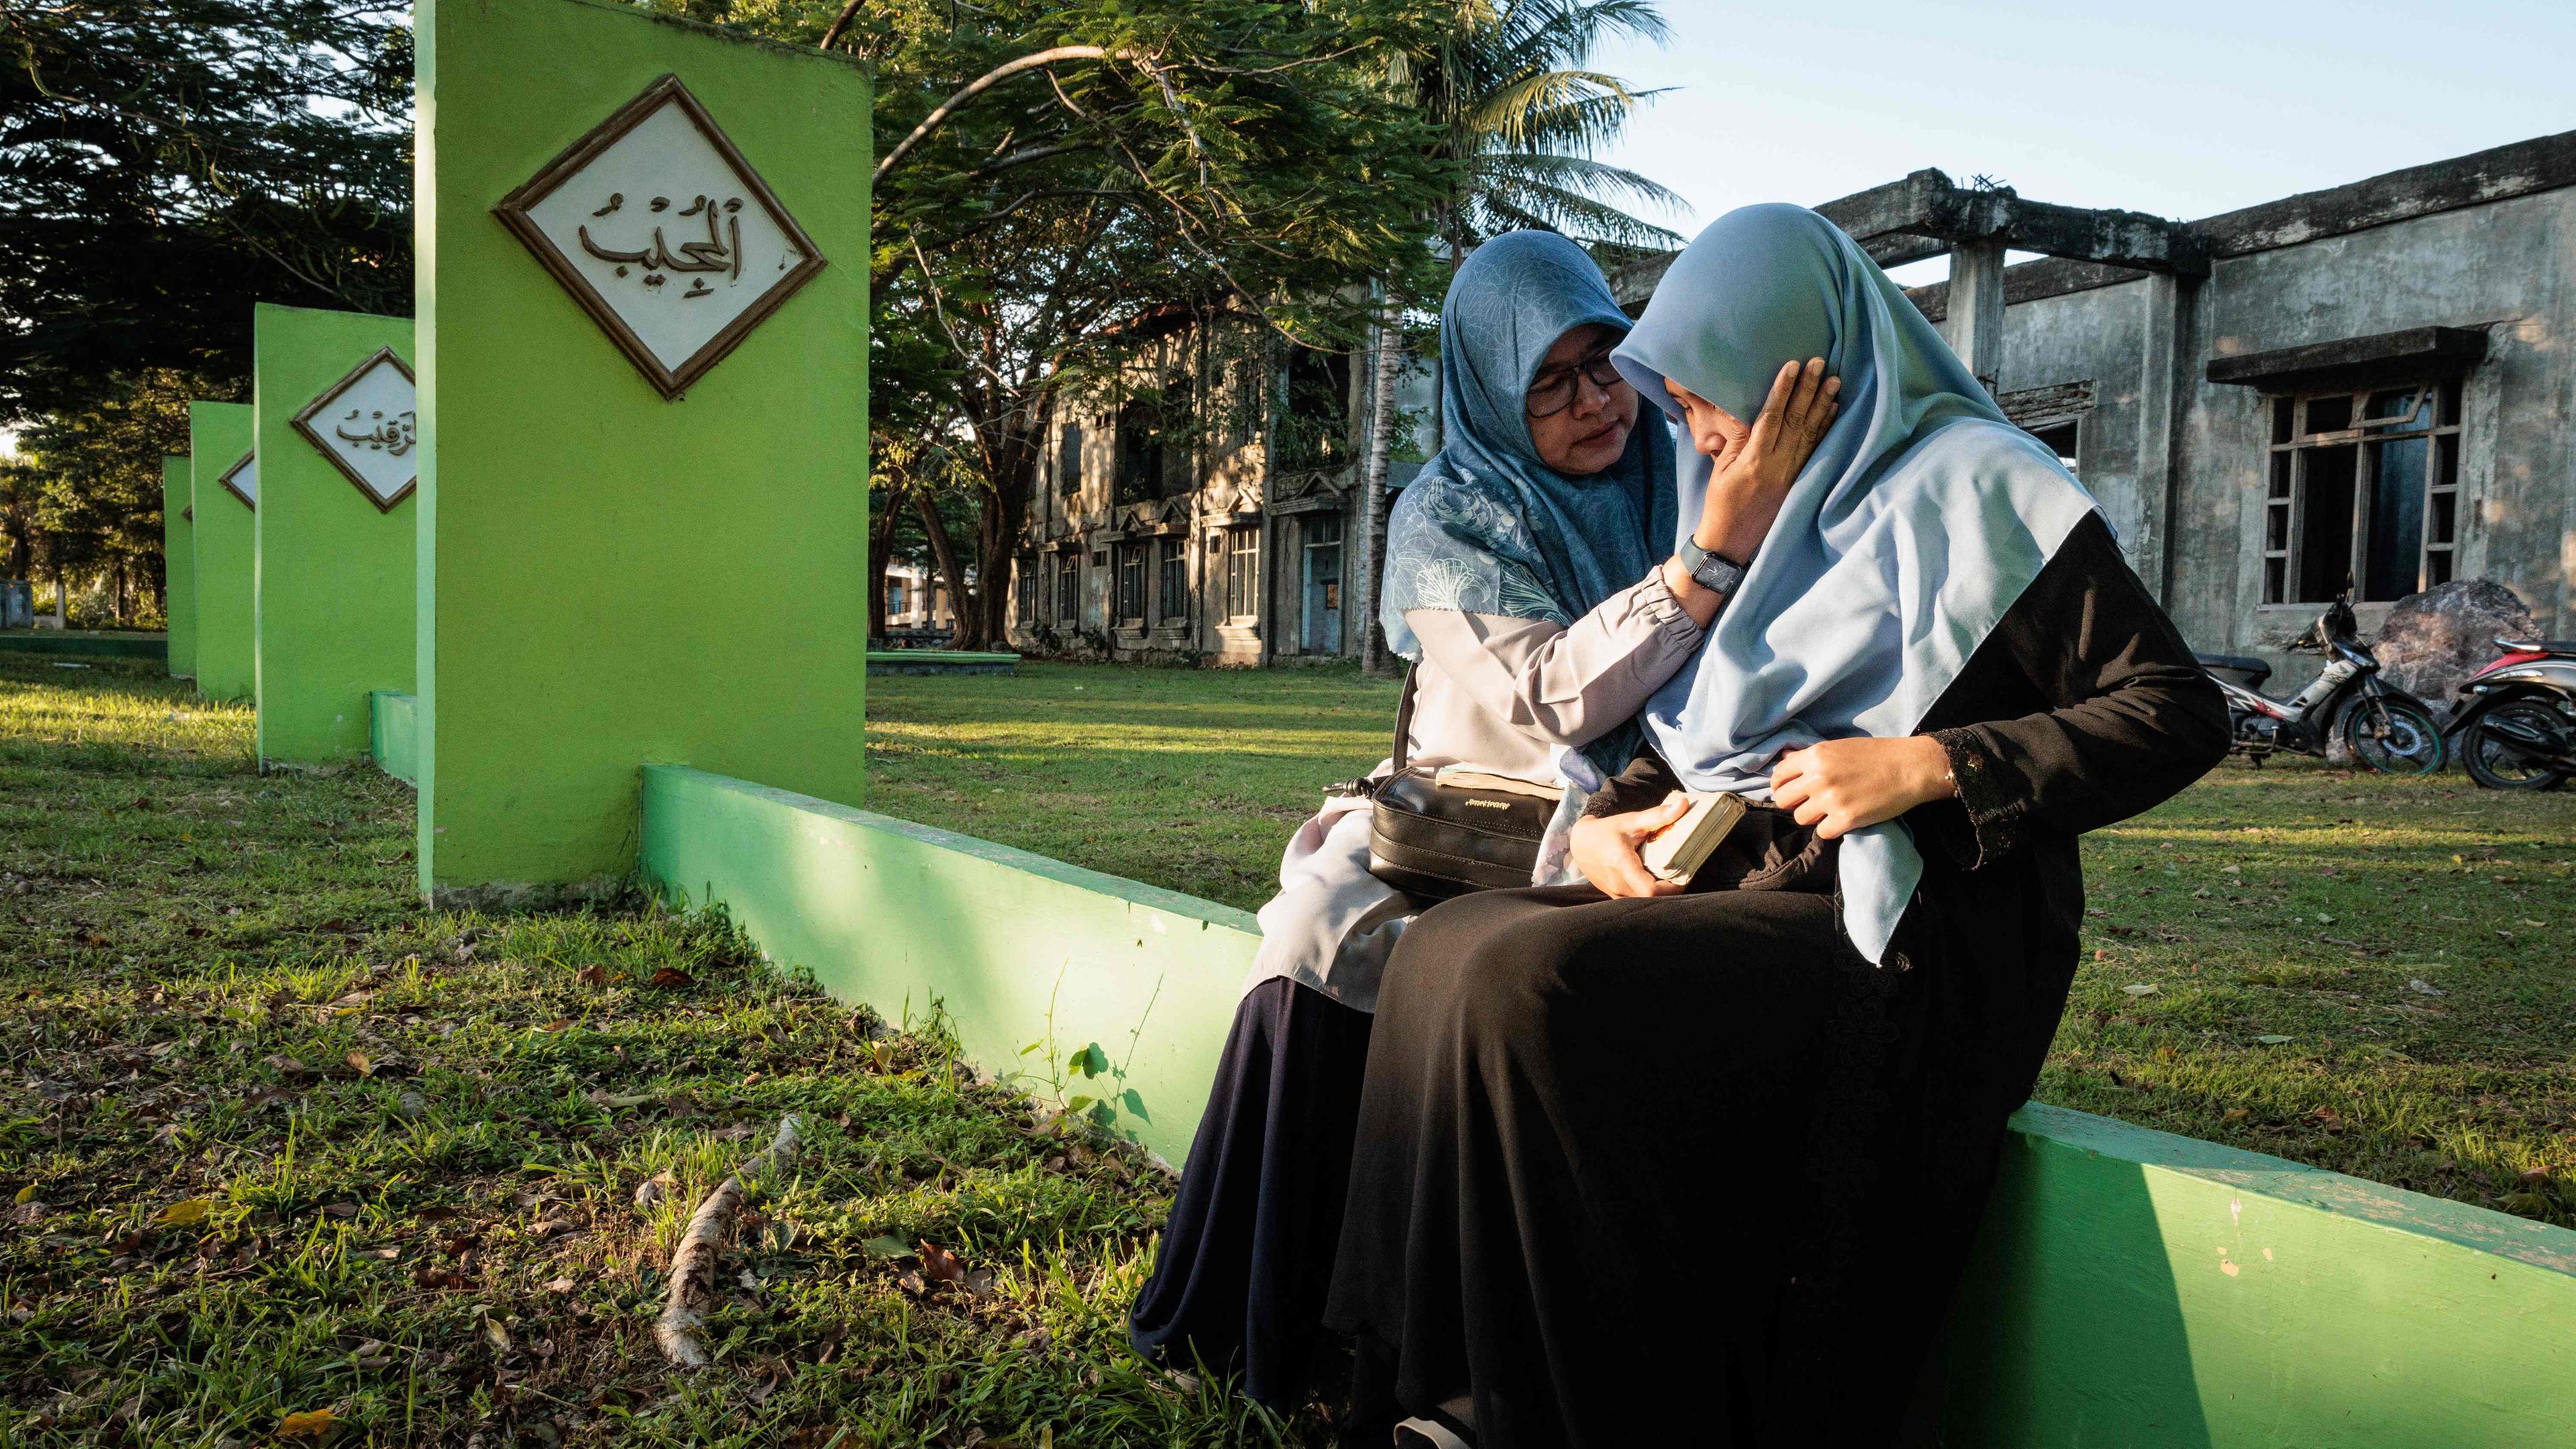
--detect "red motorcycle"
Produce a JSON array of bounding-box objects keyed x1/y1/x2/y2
[{"x1": 2447, "y1": 637, "x2": 2576, "y2": 790}]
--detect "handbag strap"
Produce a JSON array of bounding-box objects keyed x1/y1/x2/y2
[{"x1": 1390, "y1": 662, "x2": 1419, "y2": 773}]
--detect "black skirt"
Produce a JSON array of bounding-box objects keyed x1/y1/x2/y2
[
  {"x1": 1128, "y1": 975, "x2": 1374, "y2": 1407},
  {"x1": 1324, "y1": 883, "x2": 1972, "y2": 1447}
]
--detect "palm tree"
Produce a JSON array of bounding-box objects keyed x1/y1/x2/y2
[
  {"x1": 1413, "y1": 0, "x2": 1685, "y2": 252},
  {"x1": 1353, "y1": 0, "x2": 1680, "y2": 671}
]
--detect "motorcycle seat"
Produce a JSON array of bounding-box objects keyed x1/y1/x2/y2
[
  {"x1": 2196, "y1": 651, "x2": 2273, "y2": 686},
  {"x1": 2496, "y1": 637, "x2": 2576, "y2": 656}
]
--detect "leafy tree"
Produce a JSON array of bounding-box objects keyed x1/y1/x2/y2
[
  {"x1": 0, "y1": 0, "x2": 413, "y2": 425},
  {"x1": 1412, "y1": 0, "x2": 1681, "y2": 252},
  {"x1": 9, "y1": 370, "x2": 213, "y2": 623},
  {"x1": 652, "y1": 0, "x2": 1454, "y2": 648}
]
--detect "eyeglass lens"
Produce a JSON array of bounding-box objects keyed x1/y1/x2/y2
[{"x1": 1526, "y1": 354, "x2": 1625, "y2": 418}]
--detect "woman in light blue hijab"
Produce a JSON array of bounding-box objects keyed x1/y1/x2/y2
[
  {"x1": 1330, "y1": 206, "x2": 2229, "y2": 1448},
  {"x1": 1133, "y1": 229, "x2": 1837, "y2": 1415}
]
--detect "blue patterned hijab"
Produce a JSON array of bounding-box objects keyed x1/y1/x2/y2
[
  {"x1": 1381, "y1": 232, "x2": 1678, "y2": 765},
  {"x1": 1612, "y1": 205, "x2": 2101, "y2": 965}
]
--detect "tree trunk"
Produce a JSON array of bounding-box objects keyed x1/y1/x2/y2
[
  {"x1": 867, "y1": 480, "x2": 904, "y2": 644},
  {"x1": 967, "y1": 397, "x2": 1049, "y2": 655},
  {"x1": 1356, "y1": 294, "x2": 1403, "y2": 676},
  {"x1": 912, "y1": 489, "x2": 974, "y2": 648}
]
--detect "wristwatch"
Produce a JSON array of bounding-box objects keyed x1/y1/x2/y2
[{"x1": 1675, "y1": 535, "x2": 1748, "y2": 596}]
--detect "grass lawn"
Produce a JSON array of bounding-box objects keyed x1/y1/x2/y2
[
  {"x1": 0, "y1": 655, "x2": 1299, "y2": 1446},
  {"x1": 871, "y1": 661, "x2": 2576, "y2": 1228}
]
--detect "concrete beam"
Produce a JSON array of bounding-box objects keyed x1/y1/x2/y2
[
  {"x1": 1813, "y1": 169, "x2": 2209, "y2": 277},
  {"x1": 1942, "y1": 239, "x2": 2006, "y2": 393}
]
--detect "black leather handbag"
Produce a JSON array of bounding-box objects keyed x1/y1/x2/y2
[{"x1": 1360, "y1": 666, "x2": 1556, "y2": 898}]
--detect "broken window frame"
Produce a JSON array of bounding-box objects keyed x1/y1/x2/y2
[{"x1": 2260, "y1": 378, "x2": 2463, "y2": 606}]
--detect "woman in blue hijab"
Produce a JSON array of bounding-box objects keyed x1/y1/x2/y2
[
  {"x1": 1130, "y1": 229, "x2": 1837, "y2": 1411},
  {"x1": 1328, "y1": 207, "x2": 2229, "y2": 1447}
]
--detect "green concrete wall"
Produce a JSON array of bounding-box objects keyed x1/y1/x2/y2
[
  {"x1": 188, "y1": 402, "x2": 256, "y2": 703},
  {"x1": 253, "y1": 305, "x2": 417, "y2": 765},
  {"x1": 640, "y1": 765, "x2": 1250, "y2": 1162},
  {"x1": 417, "y1": 0, "x2": 871, "y2": 902},
  {"x1": 637, "y1": 763, "x2": 2576, "y2": 1446},
  {"x1": 1947, "y1": 1103, "x2": 2576, "y2": 1446},
  {"x1": 162, "y1": 455, "x2": 196, "y2": 678},
  {"x1": 371, "y1": 691, "x2": 419, "y2": 786}
]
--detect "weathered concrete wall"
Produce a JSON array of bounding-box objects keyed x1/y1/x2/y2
[
  {"x1": 1963, "y1": 184, "x2": 2575, "y2": 677},
  {"x1": 2180, "y1": 186, "x2": 2573, "y2": 670},
  {"x1": 1996, "y1": 277, "x2": 2151, "y2": 568}
]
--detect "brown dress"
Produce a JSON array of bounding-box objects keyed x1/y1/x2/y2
[{"x1": 1324, "y1": 515, "x2": 2232, "y2": 1446}]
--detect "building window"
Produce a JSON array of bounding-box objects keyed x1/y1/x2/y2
[
  {"x1": 1016, "y1": 554, "x2": 1036, "y2": 625},
  {"x1": 1058, "y1": 423, "x2": 1083, "y2": 495},
  {"x1": 1279, "y1": 345, "x2": 1353, "y2": 469},
  {"x1": 1222, "y1": 527, "x2": 1260, "y2": 621},
  {"x1": 1053, "y1": 551, "x2": 1079, "y2": 623},
  {"x1": 888, "y1": 576, "x2": 908, "y2": 616},
  {"x1": 1116, "y1": 543, "x2": 1147, "y2": 623},
  {"x1": 1157, "y1": 537, "x2": 1189, "y2": 622},
  {"x1": 2262, "y1": 380, "x2": 2463, "y2": 606},
  {"x1": 2027, "y1": 419, "x2": 2079, "y2": 476},
  {"x1": 1301, "y1": 513, "x2": 1344, "y2": 654},
  {"x1": 1116, "y1": 398, "x2": 1167, "y2": 506}
]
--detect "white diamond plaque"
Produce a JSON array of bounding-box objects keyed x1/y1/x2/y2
[
  {"x1": 494, "y1": 74, "x2": 827, "y2": 398},
  {"x1": 219, "y1": 451, "x2": 258, "y2": 511},
  {"x1": 290, "y1": 347, "x2": 417, "y2": 511}
]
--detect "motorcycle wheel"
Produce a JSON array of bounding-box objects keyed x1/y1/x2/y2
[
  {"x1": 2461, "y1": 700, "x2": 2571, "y2": 791},
  {"x1": 2341, "y1": 697, "x2": 2445, "y2": 775}
]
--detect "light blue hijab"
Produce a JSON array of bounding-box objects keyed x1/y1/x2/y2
[
  {"x1": 1382, "y1": 231, "x2": 1676, "y2": 770},
  {"x1": 1611, "y1": 204, "x2": 2101, "y2": 965}
]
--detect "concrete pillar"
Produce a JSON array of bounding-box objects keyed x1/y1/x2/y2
[
  {"x1": 2132, "y1": 272, "x2": 2199, "y2": 602},
  {"x1": 1943, "y1": 239, "x2": 2006, "y2": 394}
]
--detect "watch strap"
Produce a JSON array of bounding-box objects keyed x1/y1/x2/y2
[{"x1": 1676, "y1": 535, "x2": 1746, "y2": 595}]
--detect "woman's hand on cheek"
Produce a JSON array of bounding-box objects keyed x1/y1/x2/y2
[
  {"x1": 1686, "y1": 358, "x2": 1839, "y2": 563},
  {"x1": 1569, "y1": 792, "x2": 1693, "y2": 898},
  {"x1": 1768, "y1": 736, "x2": 1954, "y2": 840}
]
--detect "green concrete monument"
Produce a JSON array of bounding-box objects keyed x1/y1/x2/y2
[
  {"x1": 253, "y1": 304, "x2": 419, "y2": 765},
  {"x1": 188, "y1": 402, "x2": 257, "y2": 704},
  {"x1": 415, "y1": 0, "x2": 871, "y2": 902},
  {"x1": 161, "y1": 455, "x2": 197, "y2": 680}
]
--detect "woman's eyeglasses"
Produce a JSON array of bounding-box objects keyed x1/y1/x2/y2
[{"x1": 1525, "y1": 352, "x2": 1625, "y2": 419}]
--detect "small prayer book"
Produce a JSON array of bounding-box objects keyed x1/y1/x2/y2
[{"x1": 1640, "y1": 792, "x2": 1750, "y2": 886}]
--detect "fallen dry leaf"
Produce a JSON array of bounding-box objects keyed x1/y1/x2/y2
[
  {"x1": 647, "y1": 968, "x2": 694, "y2": 990},
  {"x1": 577, "y1": 963, "x2": 607, "y2": 987},
  {"x1": 156, "y1": 1199, "x2": 213, "y2": 1227},
  {"x1": 345, "y1": 1051, "x2": 374, "y2": 1077},
  {"x1": 278, "y1": 1407, "x2": 336, "y2": 1438},
  {"x1": 918, "y1": 1240, "x2": 969, "y2": 1288}
]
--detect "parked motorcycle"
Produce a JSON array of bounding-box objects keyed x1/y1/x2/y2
[
  {"x1": 2196, "y1": 594, "x2": 2445, "y2": 773},
  {"x1": 2446, "y1": 637, "x2": 2576, "y2": 790}
]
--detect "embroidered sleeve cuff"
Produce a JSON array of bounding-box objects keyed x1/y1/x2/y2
[{"x1": 1930, "y1": 727, "x2": 2024, "y2": 869}]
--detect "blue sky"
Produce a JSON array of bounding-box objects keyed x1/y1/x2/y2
[{"x1": 1590, "y1": 1, "x2": 2576, "y2": 277}]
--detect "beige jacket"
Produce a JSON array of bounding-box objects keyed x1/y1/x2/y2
[{"x1": 1399, "y1": 568, "x2": 1705, "y2": 779}]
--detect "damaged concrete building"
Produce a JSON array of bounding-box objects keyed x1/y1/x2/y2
[
  {"x1": 1007, "y1": 129, "x2": 2575, "y2": 672},
  {"x1": 1616, "y1": 128, "x2": 2576, "y2": 675}
]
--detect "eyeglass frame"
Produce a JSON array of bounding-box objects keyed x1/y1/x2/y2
[{"x1": 1525, "y1": 350, "x2": 1628, "y2": 419}]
